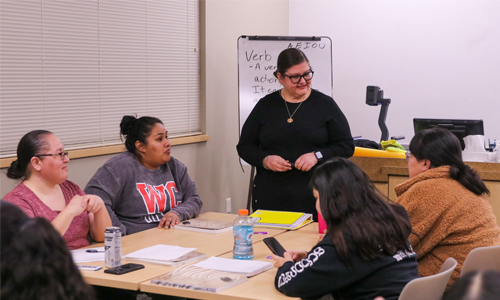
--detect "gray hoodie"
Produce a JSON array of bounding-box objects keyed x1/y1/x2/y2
[{"x1": 84, "y1": 152, "x2": 202, "y2": 235}]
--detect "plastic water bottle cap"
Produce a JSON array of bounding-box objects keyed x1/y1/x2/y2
[{"x1": 238, "y1": 209, "x2": 249, "y2": 215}]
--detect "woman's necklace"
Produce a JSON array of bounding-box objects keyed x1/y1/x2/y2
[{"x1": 281, "y1": 89, "x2": 305, "y2": 123}]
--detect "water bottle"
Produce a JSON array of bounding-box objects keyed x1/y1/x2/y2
[{"x1": 233, "y1": 209, "x2": 254, "y2": 260}]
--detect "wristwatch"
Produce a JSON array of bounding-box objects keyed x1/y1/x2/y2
[{"x1": 314, "y1": 151, "x2": 323, "y2": 162}]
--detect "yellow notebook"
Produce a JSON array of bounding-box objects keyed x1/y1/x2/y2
[{"x1": 249, "y1": 210, "x2": 313, "y2": 230}]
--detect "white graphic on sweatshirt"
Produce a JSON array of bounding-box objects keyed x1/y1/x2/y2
[
  {"x1": 278, "y1": 247, "x2": 325, "y2": 288},
  {"x1": 393, "y1": 245, "x2": 416, "y2": 261}
]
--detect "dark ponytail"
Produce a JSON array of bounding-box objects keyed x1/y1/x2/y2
[
  {"x1": 449, "y1": 164, "x2": 488, "y2": 196},
  {"x1": 273, "y1": 48, "x2": 311, "y2": 78},
  {"x1": 7, "y1": 130, "x2": 52, "y2": 180},
  {"x1": 410, "y1": 127, "x2": 489, "y2": 196},
  {"x1": 120, "y1": 115, "x2": 163, "y2": 156}
]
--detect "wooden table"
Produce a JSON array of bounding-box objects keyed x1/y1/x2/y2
[
  {"x1": 80, "y1": 212, "x2": 287, "y2": 290},
  {"x1": 140, "y1": 222, "x2": 320, "y2": 300}
]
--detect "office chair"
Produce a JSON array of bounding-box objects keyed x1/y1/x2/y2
[
  {"x1": 398, "y1": 257, "x2": 457, "y2": 300},
  {"x1": 461, "y1": 245, "x2": 500, "y2": 276}
]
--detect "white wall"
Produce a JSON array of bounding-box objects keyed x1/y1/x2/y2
[
  {"x1": 1, "y1": 0, "x2": 290, "y2": 215},
  {"x1": 202, "y1": 0, "x2": 289, "y2": 212},
  {"x1": 290, "y1": 0, "x2": 500, "y2": 144}
]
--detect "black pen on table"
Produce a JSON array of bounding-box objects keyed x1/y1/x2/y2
[{"x1": 86, "y1": 250, "x2": 105, "y2": 253}]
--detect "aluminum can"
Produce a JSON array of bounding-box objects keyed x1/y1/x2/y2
[{"x1": 104, "y1": 226, "x2": 122, "y2": 268}]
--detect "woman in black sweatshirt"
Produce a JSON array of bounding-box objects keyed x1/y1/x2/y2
[{"x1": 272, "y1": 158, "x2": 419, "y2": 300}]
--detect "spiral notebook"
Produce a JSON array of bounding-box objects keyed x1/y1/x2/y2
[
  {"x1": 150, "y1": 264, "x2": 247, "y2": 293},
  {"x1": 174, "y1": 218, "x2": 233, "y2": 234},
  {"x1": 249, "y1": 210, "x2": 313, "y2": 230}
]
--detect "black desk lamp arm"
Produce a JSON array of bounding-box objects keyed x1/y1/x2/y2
[{"x1": 378, "y1": 99, "x2": 391, "y2": 141}]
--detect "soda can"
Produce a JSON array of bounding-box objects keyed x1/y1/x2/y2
[{"x1": 104, "y1": 226, "x2": 122, "y2": 268}]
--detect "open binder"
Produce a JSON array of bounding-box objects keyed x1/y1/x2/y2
[{"x1": 249, "y1": 210, "x2": 313, "y2": 230}]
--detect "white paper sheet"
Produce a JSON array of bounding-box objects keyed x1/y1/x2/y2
[
  {"x1": 123, "y1": 244, "x2": 197, "y2": 261},
  {"x1": 194, "y1": 256, "x2": 272, "y2": 276},
  {"x1": 71, "y1": 247, "x2": 105, "y2": 263}
]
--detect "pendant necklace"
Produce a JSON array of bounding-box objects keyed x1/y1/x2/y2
[{"x1": 282, "y1": 90, "x2": 304, "y2": 123}]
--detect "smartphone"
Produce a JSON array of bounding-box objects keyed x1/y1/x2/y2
[
  {"x1": 104, "y1": 263, "x2": 145, "y2": 275},
  {"x1": 263, "y1": 237, "x2": 287, "y2": 257}
]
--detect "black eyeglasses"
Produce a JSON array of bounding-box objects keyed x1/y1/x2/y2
[
  {"x1": 35, "y1": 151, "x2": 68, "y2": 160},
  {"x1": 283, "y1": 70, "x2": 314, "y2": 84},
  {"x1": 405, "y1": 150, "x2": 412, "y2": 161}
]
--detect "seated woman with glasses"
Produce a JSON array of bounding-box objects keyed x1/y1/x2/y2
[
  {"x1": 237, "y1": 48, "x2": 354, "y2": 220},
  {"x1": 4, "y1": 130, "x2": 112, "y2": 249},
  {"x1": 396, "y1": 127, "x2": 500, "y2": 286}
]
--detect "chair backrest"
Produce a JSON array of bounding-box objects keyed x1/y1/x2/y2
[
  {"x1": 461, "y1": 245, "x2": 500, "y2": 276},
  {"x1": 398, "y1": 257, "x2": 457, "y2": 300}
]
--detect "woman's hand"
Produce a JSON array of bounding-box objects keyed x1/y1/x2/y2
[
  {"x1": 294, "y1": 152, "x2": 318, "y2": 171},
  {"x1": 272, "y1": 251, "x2": 294, "y2": 268},
  {"x1": 65, "y1": 195, "x2": 88, "y2": 217},
  {"x1": 287, "y1": 250, "x2": 308, "y2": 262},
  {"x1": 158, "y1": 211, "x2": 180, "y2": 229},
  {"x1": 265, "y1": 155, "x2": 292, "y2": 172},
  {"x1": 83, "y1": 195, "x2": 105, "y2": 214}
]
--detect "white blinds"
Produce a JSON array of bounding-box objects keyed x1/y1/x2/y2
[{"x1": 0, "y1": 0, "x2": 200, "y2": 157}]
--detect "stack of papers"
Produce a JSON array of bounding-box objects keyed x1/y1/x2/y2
[
  {"x1": 250, "y1": 210, "x2": 313, "y2": 230},
  {"x1": 194, "y1": 256, "x2": 272, "y2": 277},
  {"x1": 71, "y1": 247, "x2": 105, "y2": 263},
  {"x1": 123, "y1": 244, "x2": 206, "y2": 266}
]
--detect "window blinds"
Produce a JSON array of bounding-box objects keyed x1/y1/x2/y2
[{"x1": 0, "y1": 0, "x2": 200, "y2": 157}]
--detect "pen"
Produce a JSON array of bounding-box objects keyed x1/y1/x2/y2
[
  {"x1": 254, "y1": 232, "x2": 268, "y2": 234},
  {"x1": 86, "y1": 250, "x2": 105, "y2": 253}
]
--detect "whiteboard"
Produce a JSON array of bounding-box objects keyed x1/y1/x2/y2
[{"x1": 237, "y1": 36, "x2": 333, "y2": 133}]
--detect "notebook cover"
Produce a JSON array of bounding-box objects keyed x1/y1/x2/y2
[
  {"x1": 250, "y1": 210, "x2": 305, "y2": 225},
  {"x1": 150, "y1": 264, "x2": 247, "y2": 293}
]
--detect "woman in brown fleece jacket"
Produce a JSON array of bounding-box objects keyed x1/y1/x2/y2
[{"x1": 395, "y1": 128, "x2": 500, "y2": 286}]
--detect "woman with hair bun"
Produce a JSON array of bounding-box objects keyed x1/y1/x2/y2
[
  {"x1": 84, "y1": 115, "x2": 202, "y2": 235},
  {"x1": 395, "y1": 127, "x2": 500, "y2": 286},
  {"x1": 4, "y1": 130, "x2": 112, "y2": 249}
]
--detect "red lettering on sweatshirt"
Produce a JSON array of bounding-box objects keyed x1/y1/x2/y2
[
  {"x1": 166, "y1": 181, "x2": 178, "y2": 209},
  {"x1": 153, "y1": 185, "x2": 167, "y2": 212},
  {"x1": 136, "y1": 182, "x2": 178, "y2": 214}
]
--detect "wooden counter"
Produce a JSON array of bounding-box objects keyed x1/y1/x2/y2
[{"x1": 350, "y1": 156, "x2": 500, "y2": 226}]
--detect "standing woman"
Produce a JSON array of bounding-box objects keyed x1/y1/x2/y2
[
  {"x1": 237, "y1": 48, "x2": 354, "y2": 219},
  {"x1": 395, "y1": 127, "x2": 500, "y2": 286},
  {"x1": 4, "y1": 130, "x2": 111, "y2": 249},
  {"x1": 85, "y1": 115, "x2": 202, "y2": 235},
  {"x1": 272, "y1": 158, "x2": 418, "y2": 300}
]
